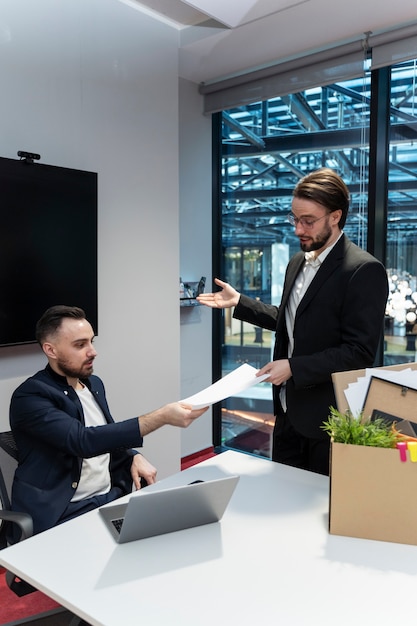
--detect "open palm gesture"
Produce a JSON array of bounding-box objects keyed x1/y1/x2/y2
[{"x1": 196, "y1": 278, "x2": 240, "y2": 309}]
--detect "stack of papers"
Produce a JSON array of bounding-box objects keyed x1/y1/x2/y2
[{"x1": 180, "y1": 363, "x2": 269, "y2": 409}]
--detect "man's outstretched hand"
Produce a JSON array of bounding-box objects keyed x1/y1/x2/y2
[{"x1": 196, "y1": 278, "x2": 240, "y2": 309}]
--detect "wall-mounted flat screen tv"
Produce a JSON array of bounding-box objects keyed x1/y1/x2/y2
[{"x1": 0, "y1": 156, "x2": 97, "y2": 347}]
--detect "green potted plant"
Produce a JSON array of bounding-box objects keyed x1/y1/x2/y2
[{"x1": 321, "y1": 406, "x2": 399, "y2": 448}]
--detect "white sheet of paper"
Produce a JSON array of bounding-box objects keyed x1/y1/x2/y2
[{"x1": 180, "y1": 363, "x2": 270, "y2": 409}]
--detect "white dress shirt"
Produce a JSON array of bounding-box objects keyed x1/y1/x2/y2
[{"x1": 280, "y1": 233, "x2": 342, "y2": 410}]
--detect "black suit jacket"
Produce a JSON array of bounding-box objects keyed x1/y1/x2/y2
[
  {"x1": 10, "y1": 365, "x2": 143, "y2": 534},
  {"x1": 234, "y1": 235, "x2": 389, "y2": 439}
]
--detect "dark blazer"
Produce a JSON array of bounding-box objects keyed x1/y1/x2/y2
[
  {"x1": 10, "y1": 365, "x2": 143, "y2": 534},
  {"x1": 234, "y1": 234, "x2": 389, "y2": 439}
]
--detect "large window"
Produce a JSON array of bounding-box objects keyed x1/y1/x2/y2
[
  {"x1": 386, "y1": 59, "x2": 417, "y2": 364},
  {"x1": 214, "y1": 57, "x2": 417, "y2": 458}
]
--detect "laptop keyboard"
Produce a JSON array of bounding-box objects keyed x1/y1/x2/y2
[{"x1": 111, "y1": 518, "x2": 124, "y2": 534}]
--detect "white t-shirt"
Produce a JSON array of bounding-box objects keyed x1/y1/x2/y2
[{"x1": 70, "y1": 385, "x2": 111, "y2": 502}]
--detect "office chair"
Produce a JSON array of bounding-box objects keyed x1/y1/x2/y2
[
  {"x1": 0, "y1": 430, "x2": 36, "y2": 596},
  {"x1": 0, "y1": 431, "x2": 90, "y2": 624}
]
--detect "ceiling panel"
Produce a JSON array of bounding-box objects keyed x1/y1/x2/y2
[
  {"x1": 131, "y1": 0, "x2": 210, "y2": 26},
  {"x1": 182, "y1": 0, "x2": 306, "y2": 28},
  {"x1": 130, "y1": 0, "x2": 417, "y2": 84}
]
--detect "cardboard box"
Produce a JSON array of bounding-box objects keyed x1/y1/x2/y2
[
  {"x1": 329, "y1": 362, "x2": 417, "y2": 545},
  {"x1": 329, "y1": 441, "x2": 417, "y2": 545}
]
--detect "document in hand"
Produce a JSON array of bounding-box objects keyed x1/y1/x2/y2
[{"x1": 180, "y1": 363, "x2": 269, "y2": 409}]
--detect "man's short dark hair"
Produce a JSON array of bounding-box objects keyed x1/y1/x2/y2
[
  {"x1": 35, "y1": 305, "x2": 87, "y2": 346},
  {"x1": 293, "y1": 168, "x2": 350, "y2": 228}
]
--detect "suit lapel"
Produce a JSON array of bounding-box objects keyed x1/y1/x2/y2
[{"x1": 281, "y1": 252, "x2": 305, "y2": 309}]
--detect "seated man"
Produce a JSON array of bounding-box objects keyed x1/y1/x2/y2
[{"x1": 9, "y1": 305, "x2": 208, "y2": 536}]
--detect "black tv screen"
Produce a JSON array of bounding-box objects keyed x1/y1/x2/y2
[{"x1": 0, "y1": 156, "x2": 97, "y2": 347}]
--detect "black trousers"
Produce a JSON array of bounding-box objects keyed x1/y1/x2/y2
[{"x1": 272, "y1": 413, "x2": 330, "y2": 475}]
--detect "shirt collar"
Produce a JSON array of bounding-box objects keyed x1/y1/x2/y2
[{"x1": 304, "y1": 230, "x2": 343, "y2": 267}]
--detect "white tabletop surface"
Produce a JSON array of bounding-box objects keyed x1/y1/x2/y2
[{"x1": 1, "y1": 449, "x2": 417, "y2": 625}]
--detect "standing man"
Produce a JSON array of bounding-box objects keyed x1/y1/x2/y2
[
  {"x1": 10, "y1": 305, "x2": 208, "y2": 535},
  {"x1": 198, "y1": 168, "x2": 388, "y2": 475}
]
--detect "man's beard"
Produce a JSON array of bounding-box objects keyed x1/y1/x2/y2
[
  {"x1": 57, "y1": 358, "x2": 94, "y2": 380},
  {"x1": 299, "y1": 223, "x2": 332, "y2": 253}
]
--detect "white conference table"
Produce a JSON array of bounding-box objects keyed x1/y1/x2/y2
[{"x1": 1, "y1": 449, "x2": 417, "y2": 626}]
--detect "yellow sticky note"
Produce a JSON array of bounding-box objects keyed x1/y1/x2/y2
[{"x1": 407, "y1": 441, "x2": 417, "y2": 462}]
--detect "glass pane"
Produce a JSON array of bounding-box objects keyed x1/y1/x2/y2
[
  {"x1": 385, "y1": 59, "x2": 417, "y2": 365},
  {"x1": 220, "y1": 64, "x2": 371, "y2": 457}
]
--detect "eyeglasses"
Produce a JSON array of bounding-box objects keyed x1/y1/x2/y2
[{"x1": 287, "y1": 213, "x2": 328, "y2": 229}]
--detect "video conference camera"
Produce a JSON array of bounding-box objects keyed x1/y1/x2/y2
[{"x1": 18, "y1": 150, "x2": 41, "y2": 163}]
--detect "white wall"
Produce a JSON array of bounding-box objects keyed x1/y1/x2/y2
[
  {"x1": 0, "y1": 0, "x2": 191, "y2": 478},
  {"x1": 179, "y1": 77, "x2": 213, "y2": 457}
]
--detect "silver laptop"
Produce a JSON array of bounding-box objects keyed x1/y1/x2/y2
[{"x1": 99, "y1": 474, "x2": 239, "y2": 543}]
